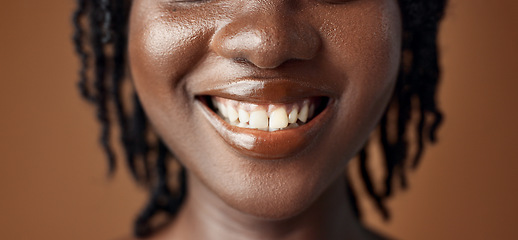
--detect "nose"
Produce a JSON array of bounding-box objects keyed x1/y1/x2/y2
[{"x1": 211, "y1": 3, "x2": 321, "y2": 69}]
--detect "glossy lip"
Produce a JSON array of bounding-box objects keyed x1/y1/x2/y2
[
  {"x1": 190, "y1": 77, "x2": 340, "y2": 104},
  {"x1": 194, "y1": 84, "x2": 335, "y2": 159}
]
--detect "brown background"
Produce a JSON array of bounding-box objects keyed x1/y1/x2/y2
[{"x1": 1, "y1": 0, "x2": 517, "y2": 239}]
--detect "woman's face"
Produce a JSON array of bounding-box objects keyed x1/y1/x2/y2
[{"x1": 129, "y1": 0, "x2": 401, "y2": 218}]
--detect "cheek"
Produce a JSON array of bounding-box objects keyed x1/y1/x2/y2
[
  {"x1": 127, "y1": 3, "x2": 219, "y2": 169},
  {"x1": 128, "y1": 3, "x2": 216, "y2": 137},
  {"x1": 320, "y1": 0, "x2": 402, "y2": 155},
  {"x1": 128, "y1": 4, "x2": 214, "y2": 105},
  {"x1": 351, "y1": 1, "x2": 401, "y2": 120},
  {"x1": 322, "y1": 1, "x2": 402, "y2": 88}
]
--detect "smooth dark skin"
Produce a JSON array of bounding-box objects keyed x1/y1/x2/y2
[{"x1": 128, "y1": 0, "x2": 401, "y2": 239}]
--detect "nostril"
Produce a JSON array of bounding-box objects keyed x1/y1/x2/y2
[
  {"x1": 210, "y1": 10, "x2": 321, "y2": 70},
  {"x1": 234, "y1": 57, "x2": 252, "y2": 65}
]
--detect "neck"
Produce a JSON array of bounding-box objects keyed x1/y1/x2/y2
[{"x1": 164, "y1": 173, "x2": 369, "y2": 240}]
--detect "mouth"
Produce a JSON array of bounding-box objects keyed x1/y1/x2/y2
[
  {"x1": 192, "y1": 78, "x2": 336, "y2": 159},
  {"x1": 195, "y1": 97, "x2": 334, "y2": 159},
  {"x1": 202, "y1": 96, "x2": 329, "y2": 132}
]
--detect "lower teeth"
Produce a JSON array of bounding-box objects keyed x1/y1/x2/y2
[{"x1": 225, "y1": 118, "x2": 302, "y2": 132}]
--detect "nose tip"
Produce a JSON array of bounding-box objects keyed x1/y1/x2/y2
[{"x1": 211, "y1": 12, "x2": 321, "y2": 69}]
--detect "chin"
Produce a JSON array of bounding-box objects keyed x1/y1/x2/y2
[{"x1": 215, "y1": 169, "x2": 330, "y2": 220}]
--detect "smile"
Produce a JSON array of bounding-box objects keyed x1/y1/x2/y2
[
  {"x1": 194, "y1": 79, "x2": 336, "y2": 159},
  {"x1": 210, "y1": 96, "x2": 328, "y2": 132}
]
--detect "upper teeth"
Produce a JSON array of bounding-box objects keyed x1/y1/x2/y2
[{"x1": 211, "y1": 97, "x2": 317, "y2": 131}]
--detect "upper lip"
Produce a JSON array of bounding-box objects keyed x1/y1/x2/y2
[
  {"x1": 189, "y1": 73, "x2": 340, "y2": 103},
  {"x1": 195, "y1": 79, "x2": 333, "y2": 103}
]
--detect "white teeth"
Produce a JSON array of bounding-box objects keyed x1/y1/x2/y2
[
  {"x1": 249, "y1": 110, "x2": 269, "y2": 129},
  {"x1": 219, "y1": 102, "x2": 228, "y2": 118},
  {"x1": 227, "y1": 105, "x2": 239, "y2": 122},
  {"x1": 238, "y1": 109, "x2": 250, "y2": 123},
  {"x1": 212, "y1": 97, "x2": 323, "y2": 131},
  {"x1": 269, "y1": 107, "x2": 289, "y2": 129},
  {"x1": 288, "y1": 108, "x2": 298, "y2": 124},
  {"x1": 298, "y1": 103, "x2": 309, "y2": 123}
]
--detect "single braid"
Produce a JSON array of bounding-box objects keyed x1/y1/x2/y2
[
  {"x1": 359, "y1": 143, "x2": 389, "y2": 219},
  {"x1": 345, "y1": 173, "x2": 361, "y2": 219},
  {"x1": 90, "y1": 0, "x2": 116, "y2": 174},
  {"x1": 129, "y1": 94, "x2": 150, "y2": 183},
  {"x1": 73, "y1": 0, "x2": 95, "y2": 103}
]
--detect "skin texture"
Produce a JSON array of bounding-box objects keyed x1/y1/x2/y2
[{"x1": 128, "y1": 0, "x2": 402, "y2": 239}]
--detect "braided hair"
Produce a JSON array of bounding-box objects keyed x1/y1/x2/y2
[{"x1": 72, "y1": 0, "x2": 447, "y2": 237}]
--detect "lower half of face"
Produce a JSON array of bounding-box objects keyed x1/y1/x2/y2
[{"x1": 128, "y1": 0, "x2": 402, "y2": 219}]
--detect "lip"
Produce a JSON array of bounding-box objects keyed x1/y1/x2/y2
[
  {"x1": 194, "y1": 80, "x2": 336, "y2": 159},
  {"x1": 191, "y1": 77, "x2": 340, "y2": 103}
]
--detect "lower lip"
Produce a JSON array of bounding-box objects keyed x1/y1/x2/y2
[{"x1": 196, "y1": 99, "x2": 335, "y2": 159}]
